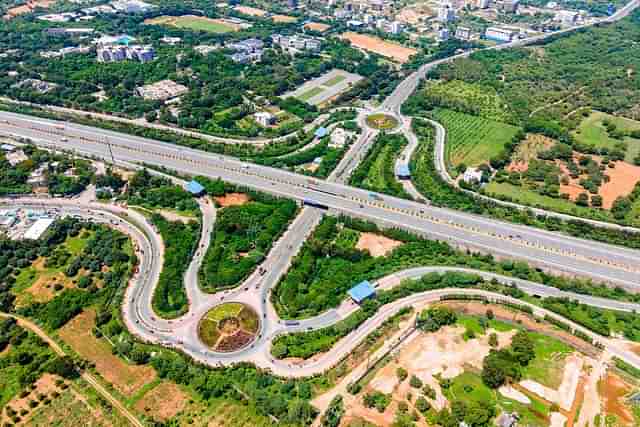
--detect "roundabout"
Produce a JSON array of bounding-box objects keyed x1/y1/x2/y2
[
  {"x1": 197, "y1": 302, "x2": 260, "y2": 353},
  {"x1": 365, "y1": 113, "x2": 399, "y2": 130}
]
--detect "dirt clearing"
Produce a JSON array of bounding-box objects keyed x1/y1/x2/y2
[
  {"x1": 341, "y1": 32, "x2": 417, "y2": 63},
  {"x1": 355, "y1": 232, "x2": 402, "y2": 257},
  {"x1": 272, "y1": 14, "x2": 297, "y2": 23},
  {"x1": 135, "y1": 382, "x2": 188, "y2": 421},
  {"x1": 233, "y1": 5, "x2": 267, "y2": 16},
  {"x1": 59, "y1": 310, "x2": 156, "y2": 396},
  {"x1": 601, "y1": 372, "x2": 635, "y2": 425},
  {"x1": 304, "y1": 22, "x2": 330, "y2": 32},
  {"x1": 214, "y1": 193, "x2": 249, "y2": 207}
]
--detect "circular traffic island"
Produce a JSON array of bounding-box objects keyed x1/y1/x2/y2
[
  {"x1": 366, "y1": 113, "x2": 399, "y2": 130},
  {"x1": 198, "y1": 302, "x2": 260, "y2": 353}
]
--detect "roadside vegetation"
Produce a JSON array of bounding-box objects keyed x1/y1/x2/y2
[{"x1": 349, "y1": 133, "x2": 411, "y2": 199}]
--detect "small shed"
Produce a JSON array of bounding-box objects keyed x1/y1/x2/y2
[
  {"x1": 395, "y1": 164, "x2": 411, "y2": 180},
  {"x1": 186, "y1": 180, "x2": 205, "y2": 196},
  {"x1": 315, "y1": 127, "x2": 328, "y2": 139},
  {"x1": 348, "y1": 280, "x2": 376, "y2": 304}
]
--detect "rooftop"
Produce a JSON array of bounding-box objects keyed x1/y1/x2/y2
[
  {"x1": 348, "y1": 280, "x2": 376, "y2": 303},
  {"x1": 186, "y1": 180, "x2": 205, "y2": 195}
]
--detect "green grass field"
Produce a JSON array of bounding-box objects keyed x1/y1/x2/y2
[
  {"x1": 324, "y1": 75, "x2": 346, "y2": 87},
  {"x1": 366, "y1": 114, "x2": 399, "y2": 130},
  {"x1": 433, "y1": 109, "x2": 520, "y2": 171},
  {"x1": 521, "y1": 332, "x2": 573, "y2": 389},
  {"x1": 298, "y1": 87, "x2": 325, "y2": 102},
  {"x1": 573, "y1": 111, "x2": 640, "y2": 161},
  {"x1": 204, "y1": 303, "x2": 244, "y2": 322},
  {"x1": 146, "y1": 15, "x2": 236, "y2": 33}
]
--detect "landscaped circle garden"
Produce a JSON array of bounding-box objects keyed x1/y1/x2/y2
[
  {"x1": 366, "y1": 113, "x2": 399, "y2": 130},
  {"x1": 197, "y1": 302, "x2": 260, "y2": 352}
]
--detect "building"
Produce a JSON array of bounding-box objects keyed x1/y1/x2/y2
[
  {"x1": 93, "y1": 34, "x2": 136, "y2": 46},
  {"x1": 462, "y1": 167, "x2": 483, "y2": 184},
  {"x1": 437, "y1": 28, "x2": 450, "y2": 41},
  {"x1": 395, "y1": 164, "x2": 411, "y2": 180},
  {"x1": 254, "y1": 111, "x2": 275, "y2": 127},
  {"x1": 315, "y1": 127, "x2": 328, "y2": 139},
  {"x1": 24, "y1": 218, "x2": 55, "y2": 240},
  {"x1": 497, "y1": 0, "x2": 519, "y2": 13},
  {"x1": 110, "y1": 0, "x2": 155, "y2": 13},
  {"x1": 347, "y1": 19, "x2": 365, "y2": 28},
  {"x1": 485, "y1": 26, "x2": 516, "y2": 42},
  {"x1": 97, "y1": 44, "x2": 154, "y2": 63},
  {"x1": 348, "y1": 280, "x2": 376, "y2": 304},
  {"x1": 44, "y1": 27, "x2": 95, "y2": 37},
  {"x1": 272, "y1": 34, "x2": 322, "y2": 52},
  {"x1": 97, "y1": 45, "x2": 127, "y2": 62},
  {"x1": 13, "y1": 79, "x2": 58, "y2": 94},
  {"x1": 329, "y1": 127, "x2": 355, "y2": 148},
  {"x1": 437, "y1": 5, "x2": 455, "y2": 23},
  {"x1": 135, "y1": 80, "x2": 188, "y2": 101},
  {"x1": 455, "y1": 26, "x2": 472, "y2": 40},
  {"x1": 160, "y1": 36, "x2": 181, "y2": 45},
  {"x1": 554, "y1": 10, "x2": 579, "y2": 25},
  {"x1": 126, "y1": 45, "x2": 155, "y2": 62},
  {"x1": 478, "y1": 0, "x2": 491, "y2": 8},
  {"x1": 226, "y1": 38, "x2": 264, "y2": 63},
  {"x1": 389, "y1": 21, "x2": 404, "y2": 34},
  {"x1": 186, "y1": 180, "x2": 205, "y2": 196}
]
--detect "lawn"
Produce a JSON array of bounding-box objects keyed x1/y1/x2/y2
[
  {"x1": 204, "y1": 302, "x2": 244, "y2": 322},
  {"x1": 572, "y1": 111, "x2": 640, "y2": 160},
  {"x1": 433, "y1": 108, "x2": 520, "y2": 171},
  {"x1": 521, "y1": 332, "x2": 573, "y2": 389},
  {"x1": 145, "y1": 15, "x2": 236, "y2": 33},
  {"x1": 324, "y1": 75, "x2": 347, "y2": 87},
  {"x1": 366, "y1": 113, "x2": 399, "y2": 130},
  {"x1": 298, "y1": 87, "x2": 325, "y2": 102}
]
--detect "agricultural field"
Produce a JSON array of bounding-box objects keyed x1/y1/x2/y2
[
  {"x1": 144, "y1": 15, "x2": 240, "y2": 33},
  {"x1": 340, "y1": 32, "x2": 417, "y2": 63},
  {"x1": 433, "y1": 109, "x2": 521, "y2": 172},
  {"x1": 284, "y1": 69, "x2": 364, "y2": 106},
  {"x1": 197, "y1": 303, "x2": 260, "y2": 352},
  {"x1": 349, "y1": 133, "x2": 410, "y2": 199},
  {"x1": 572, "y1": 111, "x2": 640, "y2": 163}
]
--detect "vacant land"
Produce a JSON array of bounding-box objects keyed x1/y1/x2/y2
[
  {"x1": 284, "y1": 69, "x2": 364, "y2": 106},
  {"x1": 144, "y1": 15, "x2": 239, "y2": 33},
  {"x1": 27, "y1": 387, "x2": 113, "y2": 427},
  {"x1": 233, "y1": 5, "x2": 267, "y2": 16},
  {"x1": 355, "y1": 232, "x2": 403, "y2": 257},
  {"x1": 434, "y1": 109, "x2": 521, "y2": 171},
  {"x1": 135, "y1": 382, "x2": 188, "y2": 422},
  {"x1": 272, "y1": 14, "x2": 297, "y2": 23},
  {"x1": 573, "y1": 111, "x2": 640, "y2": 160},
  {"x1": 341, "y1": 32, "x2": 417, "y2": 63},
  {"x1": 214, "y1": 192, "x2": 250, "y2": 207},
  {"x1": 304, "y1": 22, "x2": 331, "y2": 33},
  {"x1": 59, "y1": 310, "x2": 156, "y2": 396}
]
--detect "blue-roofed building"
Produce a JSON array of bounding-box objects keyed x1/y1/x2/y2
[
  {"x1": 396, "y1": 164, "x2": 411, "y2": 180},
  {"x1": 186, "y1": 180, "x2": 205, "y2": 196},
  {"x1": 315, "y1": 127, "x2": 328, "y2": 138},
  {"x1": 348, "y1": 280, "x2": 376, "y2": 304}
]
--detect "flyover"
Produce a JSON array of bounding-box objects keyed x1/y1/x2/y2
[{"x1": 1, "y1": 111, "x2": 640, "y2": 291}]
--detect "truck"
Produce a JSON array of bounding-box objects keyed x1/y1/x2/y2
[{"x1": 369, "y1": 192, "x2": 383, "y2": 201}]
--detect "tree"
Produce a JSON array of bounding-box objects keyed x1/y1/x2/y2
[
  {"x1": 415, "y1": 396, "x2": 431, "y2": 413},
  {"x1": 409, "y1": 375, "x2": 423, "y2": 388},
  {"x1": 486, "y1": 309, "x2": 494, "y2": 320},
  {"x1": 488, "y1": 333, "x2": 498, "y2": 348},
  {"x1": 416, "y1": 307, "x2": 457, "y2": 332},
  {"x1": 396, "y1": 367, "x2": 408, "y2": 382},
  {"x1": 321, "y1": 395, "x2": 344, "y2": 427},
  {"x1": 510, "y1": 331, "x2": 535, "y2": 366},
  {"x1": 43, "y1": 356, "x2": 78, "y2": 379}
]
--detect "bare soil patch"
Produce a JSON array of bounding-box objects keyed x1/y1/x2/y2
[
  {"x1": 355, "y1": 232, "x2": 402, "y2": 257},
  {"x1": 2, "y1": 373, "x2": 60, "y2": 420},
  {"x1": 507, "y1": 133, "x2": 555, "y2": 173},
  {"x1": 233, "y1": 5, "x2": 267, "y2": 16},
  {"x1": 272, "y1": 14, "x2": 297, "y2": 23},
  {"x1": 599, "y1": 160, "x2": 640, "y2": 209},
  {"x1": 135, "y1": 382, "x2": 188, "y2": 421},
  {"x1": 157, "y1": 209, "x2": 195, "y2": 224},
  {"x1": 601, "y1": 372, "x2": 635, "y2": 425},
  {"x1": 214, "y1": 193, "x2": 249, "y2": 207},
  {"x1": 304, "y1": 22, "x2": 330, "y2": 32},
  {"x1": 341, "y1": 32, "x2": 417, "y2": 63},
  {"x1": 59, "y1": 310, "x2": 156, "y2": 396}
]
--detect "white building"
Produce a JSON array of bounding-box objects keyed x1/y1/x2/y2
[
  {"x1": 271, "y1": 34, "x2": 321, "y2": 52},
  {"x1": 554, "y1": 10, "x2": 579, "y2": 26},
  {"x1": 24, "y1": 218, "x2": 55, "y2": 240},
  {"x1": 389, "y1": 21, "x2": 403, "y2": 34},
  {"x1": 437, "y1": 28, "x2": 450, "y2": 41},
  {"x1": 437, "y1": 6, "x2": 455, "y2": 23},
  {"x1": 455, "y1": 26, "x2": 472, "y2": 40},
  {"x1": 485, "y1": 26, "x2": 516, "y2": 42},
  {"x1": 478, "y1": 0, "x2": 491, "y2": 8},
  {"x1": 254, "y1": 111, "x2": 275, "y2": 127},
  {"x1": 463, "y1": 167, "x2": 483, "y2": 184},
  {"x1": 329, "y1": 127, "x2": 355, "y2": 148}
]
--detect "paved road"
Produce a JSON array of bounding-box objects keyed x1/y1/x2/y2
[
  {"x1": 5, "y1": 198, "x2": 640, "y2": 378},
  {"x1": 0, "y1": 312, "x2": 144, "y2": 427},
  {"x1": 2, "y1": 112, "x2": 640, "y2": 290}
]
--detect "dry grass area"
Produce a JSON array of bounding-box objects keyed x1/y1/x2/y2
[
  {"x1": 355, "y1": 232, "x2": 402, "y2": 257},
  {"x1": 341, "y1": 32, "x2": 417, "y2": 63},
  {"x1": 59, "y1": 310, "x2": 156, "y2": 396},
  {"x1": 214, "y1": 193, "x2": 250, "y2": 207},
  {"x1": 1, "y1": 374, "x2": 60, "y2": 422},
  {"x1": 233, "y1": 5, "x2": 267, "y2": 16},
  {"x1": 507, "y1": 133, "x2": 555, "y2": 173},
  {"x1": 304, "y1": 22, "x2": 331, "y2": 32},
  {"x1": 272, "y1": 14, "x2": 297, "y2": 23},
  {"x1": 135, "y1": 382, "x2": 188, "y2": 422},
  {"x1": 157, "y1": 209, "x2": 195, "y2": 224},
  {"x1": 17, "y1": 258, "x2": 77, "y2": 306}
]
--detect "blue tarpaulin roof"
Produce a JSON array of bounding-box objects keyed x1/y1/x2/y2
[
  {"x1": 348, "y1": 280, "x2": 376, "y2": 303},
  {"x1": 396, "y1": 164, "x2": 411, "y2": 177},
  {"x1": 315, "y1": 127, "x2": 328, "y2": 138},
  {"x1": 186, "y1": 180, "x2": 205, "y2": 195}
]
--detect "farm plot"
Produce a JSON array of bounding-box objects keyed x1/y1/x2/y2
[
  {"x1": 433, "y1": 108, "x2": 521, "y2": 172},
  {"x1": 283, "y1": 69, "x2": 364, "y2": 106}
]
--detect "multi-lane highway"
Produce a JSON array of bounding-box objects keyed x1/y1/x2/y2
[{"x1": 2, "y1": 111, "x2": 640, "y2": 291}]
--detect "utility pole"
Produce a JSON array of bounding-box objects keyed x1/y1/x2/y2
[{"x1": 105, "y1": 137, "x2": 116, "y2": 165}]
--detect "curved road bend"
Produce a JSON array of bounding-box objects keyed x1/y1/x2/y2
[
  {"x1": 2, "y1": 113, "x2": 640, "y2": 290},
  {"x1": 5, "y1": 198, "x2": 640, "y2": 378}
]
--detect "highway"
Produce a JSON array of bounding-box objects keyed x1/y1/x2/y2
[
  {"x1": 4, "y1": 197, "x2": 640, "y2": 378},
  {"x1": 2, "y1": 111, "x2": 640, "y2": 291}
]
